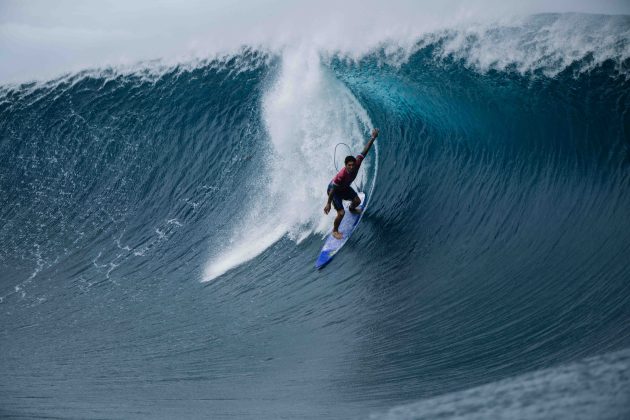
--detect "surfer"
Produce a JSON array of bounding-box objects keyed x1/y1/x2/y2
[{"x1": 324, "y1": 128, "x2": 379, "y2": 239}]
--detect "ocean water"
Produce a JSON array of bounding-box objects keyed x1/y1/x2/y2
[{"x1": 1, "y1": 10, "x2": 630, "y2": 419}]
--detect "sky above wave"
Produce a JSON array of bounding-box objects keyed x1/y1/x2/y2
[{"x1": 1, "y1": 0, "x2": 629, "y2": 83}]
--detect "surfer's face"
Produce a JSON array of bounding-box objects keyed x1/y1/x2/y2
[{"x1": 345, "y1": 161, "x2": 356, "y2": 172}]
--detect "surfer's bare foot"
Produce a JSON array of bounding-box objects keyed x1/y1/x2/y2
[
  {"x1": 332, "y1": 231, "x2": 343, "y2": 239},
  {"x1": 349, "y1": 207, "x2": 362, "y2": 214}
]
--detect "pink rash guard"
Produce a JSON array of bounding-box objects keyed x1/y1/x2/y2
[{"x1": 331, "y1": 154, "x2": 364, "y2": 188}]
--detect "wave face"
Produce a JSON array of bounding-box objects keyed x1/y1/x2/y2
[{"x1": 1, "y1": 13, "x2": 630, "y2": 419}]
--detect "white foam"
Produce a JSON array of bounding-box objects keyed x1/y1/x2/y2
[
  {"x1": 202, "y1": 46, "x2": 373, "y2": 281},
  {"x1": 203, "y1": 224, "x2": 288, "y2": 281},
  {"x1": 436, "y1": 13, "x2": 630, "y2": 76}
]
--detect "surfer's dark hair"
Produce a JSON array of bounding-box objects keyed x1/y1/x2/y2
[{"x1": 345, "y1": 155, "x2": 356, "y2": 165}]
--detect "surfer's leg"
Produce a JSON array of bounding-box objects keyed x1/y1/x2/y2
[
  {"x1": 328, "y1": 185, "x2": 345, "y2": 239},
  {"x1": 348, "y1": 195, "x2": 362, "y2": 214},
  {"x1": 333, "y1": 209, "x2": 345, "y2": 239}
]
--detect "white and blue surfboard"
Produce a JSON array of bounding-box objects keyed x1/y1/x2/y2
[{"x1": 315, "y1": 192, "x2": 366, "y2": 269}]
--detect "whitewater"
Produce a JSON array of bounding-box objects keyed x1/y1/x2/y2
[{"x1": 1, "y1": 1, "x2": 629, "y2": 419}]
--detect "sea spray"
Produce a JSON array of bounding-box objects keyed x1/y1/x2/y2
[{"x1": 203, "y1": 47, "x2": 373, "y2": 281}]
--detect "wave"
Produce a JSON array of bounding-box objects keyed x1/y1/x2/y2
[
  {"x1": 373, "y1": 349, "x2": 630, "y2": 419},
  {"x1": 1, "y1": 11, "x2": 629, "y2": 419}
]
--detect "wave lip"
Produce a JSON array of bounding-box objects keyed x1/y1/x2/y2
[{"x1": 432, "y1": 13, "x2": 630, "y2": 76}]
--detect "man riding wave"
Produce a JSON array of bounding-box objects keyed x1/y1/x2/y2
[{"x1": 324, "y1": 128, "x2": 379, "y2": 239}]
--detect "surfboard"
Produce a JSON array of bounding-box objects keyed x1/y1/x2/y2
[{"x1": 315, "y1": 192, "x2": 366, "y2": 269}]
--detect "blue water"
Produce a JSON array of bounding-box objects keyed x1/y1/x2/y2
[{"x1": 1, "y1": 13, "x2": 629, "y2": 419}]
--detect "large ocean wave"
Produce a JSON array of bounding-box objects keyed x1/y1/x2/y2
[{"x1": 1, "y1": 12, "x2": 629, "y2": 419}]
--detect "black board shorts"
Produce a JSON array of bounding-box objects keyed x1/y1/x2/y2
[{"x1": 327, "y1": 183, "x2": 358, "y2": 211}]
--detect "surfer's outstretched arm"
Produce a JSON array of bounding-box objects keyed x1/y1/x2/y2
[{"x1": 361, "y1": 128, "x2": 379, "y2": 156}]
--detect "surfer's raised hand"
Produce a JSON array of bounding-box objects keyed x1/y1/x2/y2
[{"x1": 362, "y1": 128, "x2": 380, "y2": 156}]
